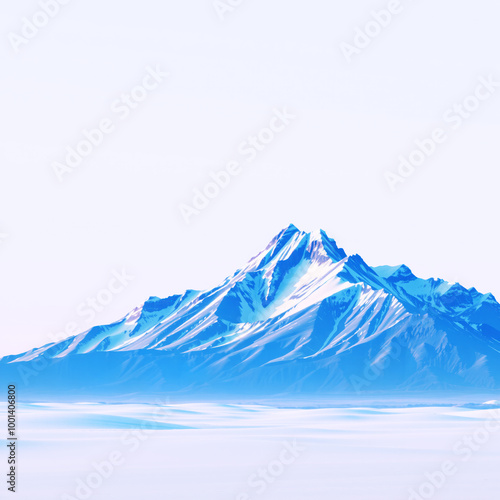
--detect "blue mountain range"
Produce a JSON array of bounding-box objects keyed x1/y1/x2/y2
[{"x1": 3, "y1": 225, "x2": 500, "y2": 399}]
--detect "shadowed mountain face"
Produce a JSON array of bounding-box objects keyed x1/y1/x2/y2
[{"x1": 3, "y1": 224, "x2": 500, "y2": 399}]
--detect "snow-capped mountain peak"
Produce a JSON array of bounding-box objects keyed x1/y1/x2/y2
[{"x1": 3, "y1": 225, "x2": 500, "y2": 397}]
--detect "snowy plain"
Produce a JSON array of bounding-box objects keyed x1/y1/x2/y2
[{"x1": 6, "y1": 400, "x2": 500, "y2": 500}]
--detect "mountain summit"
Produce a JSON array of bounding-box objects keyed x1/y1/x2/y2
[{"x1": 3, "y1": 226, "x2": 500, "y2": 398}]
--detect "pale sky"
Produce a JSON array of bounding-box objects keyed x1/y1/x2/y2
[{"x1": 1, "y1": 0, "x2": 500, "y2": 355}]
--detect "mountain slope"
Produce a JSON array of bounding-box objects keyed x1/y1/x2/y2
[{"x1": 2, "y1": 224, "x2": 500, "y2": 398}]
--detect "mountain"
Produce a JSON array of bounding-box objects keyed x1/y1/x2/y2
[{"x1": 2, "y1": 224, "x2": 500, "y2": 399}]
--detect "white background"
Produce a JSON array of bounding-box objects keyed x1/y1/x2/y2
[{"x1": 1, "y1": 0, "x2": 499, "y2": 355}]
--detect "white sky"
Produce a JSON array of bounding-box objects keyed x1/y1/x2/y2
[{"x1": 1, "y1": 0, "x2": 500, "y2": 355}]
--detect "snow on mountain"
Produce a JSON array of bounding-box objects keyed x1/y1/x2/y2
[{"x1": 2, "y1": 224, "x2": 500, "y2": 398}]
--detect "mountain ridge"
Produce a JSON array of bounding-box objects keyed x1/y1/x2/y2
[{"x1": 2, "y1": 224, "x2": 500, "y2": 398}]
